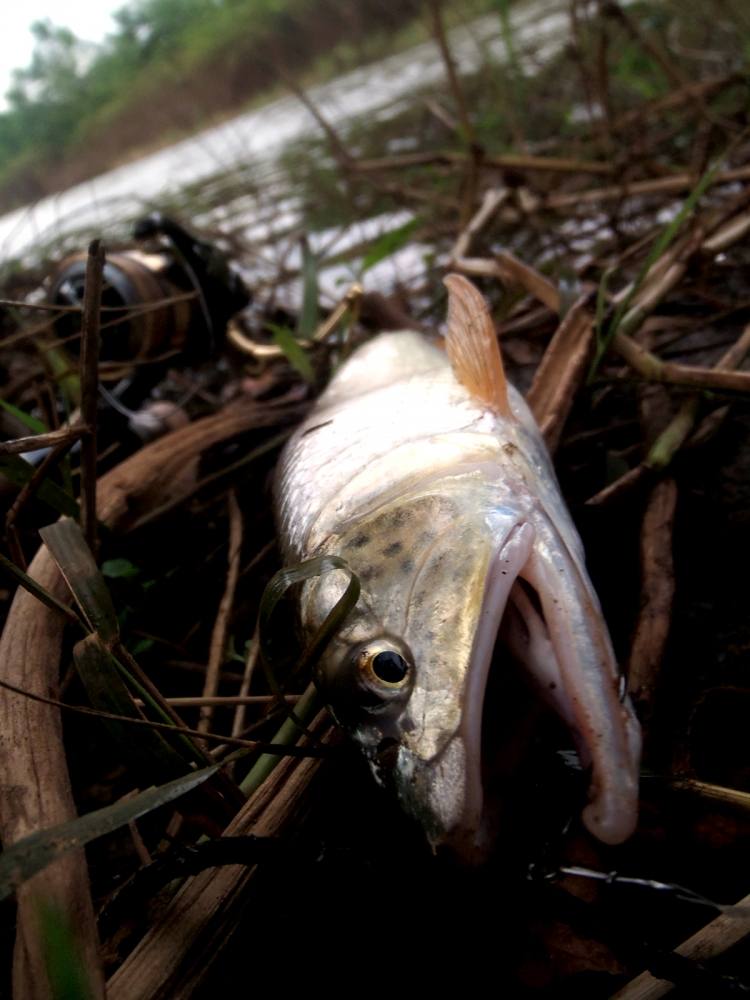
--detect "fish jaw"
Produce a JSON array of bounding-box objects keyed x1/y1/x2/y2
[{"x1": 392, "y1": 521, "x2": 536, "y2": 854}]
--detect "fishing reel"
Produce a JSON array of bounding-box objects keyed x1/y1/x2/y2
[
  {"x1": 41, "y1": 213, "x2": 252, "y2": 449},
  {"x1": 48, "y1": 212, "x2": 251, "y2": 367}
]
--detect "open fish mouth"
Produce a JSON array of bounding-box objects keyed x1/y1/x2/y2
[{"x1": 392, "y1": 516, "x2": 641, "y2": 860}]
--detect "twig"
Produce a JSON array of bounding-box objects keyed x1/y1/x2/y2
[
  {"x1": 612, "y1": 892, "x2": 750, "y2": 999},
  {"x1": 589, "y1": 321, "x2": 750, "y2": 503},
  {"x1": 427, "y1": 0, "x2": 476, "y2": 149},
  {"x1": 670, "y1": 778, "x2": 750, "y2": 812},
  {"x1": 546, "y1": 164, "x2": 750, "y2": 210},
  {"x1": 275, "y1": 63, "x2": 351, "y2": 167},
  {"x1": 79, "y1": 240, "x2": 105, "y2": 552},
  {"x1": 613, "y1": 333, "x2": 750, "y2": 393},
  {"x1": 232, "y1": 628, "x2": 261, "y2": 738},
  {"x1": 352, "y1": 149, "x2": 613, "y2": 174},
  {"x1": 134, "y1": 694, "x2": 297, "y2": 708},
  {"x1": 0, "y1": 675, "x2": 326, "y2": 759},
  {"x1": 199, "y1": 491, "x2": 243, "y2": 734},
  {"x1": 610, "y1": 74, "x2": 739, "y2": 132},
  {"x1": 449, "y1": 188, "x2": 509, "y2": 263},
  {"x1": 0, "y1": 426, "x2": 86, "y2": 456},
  {"x1": 605, "y1": 1, "x2": 688, "y2": 91},
  {"x1": 453, "y1": 253, "x2": 560, "y2": 311},
  {"x1": 626, "y1": 478, "x2": 678, "y2": 721},
  {"x1": 527, "y1": 296, "x2": 595, "y2": 452}
]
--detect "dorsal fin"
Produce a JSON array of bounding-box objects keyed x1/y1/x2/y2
[{"x1": 443, "y1": 273, "x2": 511, "y2": 417}]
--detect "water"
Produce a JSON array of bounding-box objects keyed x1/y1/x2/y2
[{"x1": 0, "y1": 0, "x2": 587, "y2": 275}]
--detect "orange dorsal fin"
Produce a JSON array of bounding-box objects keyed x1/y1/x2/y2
[{"x1": 443, "y1": 273, "x2": 511, "y2": 417}]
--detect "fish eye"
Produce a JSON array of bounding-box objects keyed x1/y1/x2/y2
[{"x1": 358, "y1": 643, "x2": 411, "y2": 689}]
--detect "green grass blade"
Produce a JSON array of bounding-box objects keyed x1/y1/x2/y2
[
  {"x1": 266, "y1": 322, "x2": 315, "y2": 382},
  {"x1": 0, "y1": 397, "x2": 47, "y2": 434},
  {"x1": 0, "y1": 455, "x2": 79, "y2": 518},
  {"x1": 0, "y1": 551, "x2": 81, "y2": 624},
  {"x1": 359, "y1": 217, "x2": 420, "y2": 275},
  {"x1": 40, "y1": 518, "x2": 118, "y2": 643},
  {"x1": 0, "y1": 762, "x2": 220, "y2": 902},
  {"x1": 297, "y1": 237, "x2": 319, "y2": 340},
  {"x1": 37, "y1": 900, "x2": 96, "y2": 1000}
]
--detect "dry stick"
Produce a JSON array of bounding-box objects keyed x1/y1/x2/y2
[
  {"x1": 606, "y1": 1, "x2": 688, "y2": 90},
  {"x1": 671, "y1": 778, "x2": 750, "y2": 812},
  {"x1": 546, "y1": 164, "x2": 750, "y2": 210},
  {"x1": 426, "y1": 0, "x2": 476, "y2": 148},
  {"x1": 626, "y1": 477, "x2": 678, "y2": 721},
  {"x1": 589, "y1": 323, "x2": 750, "y2": 505},
  {"x1": 611, "y1": 74, "x2": 739, "y2": 133},
  {"x1": 232, "y1": 628, "x2": 260, "y2": 739},
  {"x1": 199, "y1": 491, "x2": 243, "y2": 735},
  {"x1": 0, "y1": 675, "x2": 322, "y2": 759},
  {"x1": 426, "y1": 0, "x2": 480, "y2": 227},
  {"x1": 612, "y1": 892, "x2": 750, "y2": 1000},
  {"x1": 274, "y1": 63, "x2": 351, "y2": 168},
  {"x1": 449, "y1": 188, "x2": 509, "y2": 263},
  {"x1": 0, "y1": 402, "x2": 286, "y2": 1000},
  {"x1": 353, "y1": 149, "x2": 614, "y2": 174},
  {"x1": 0, "y1": 425, "x2": 86, "y2": 456},
  {"x1": 527, "y1": 296, "x2": 596, "y2": 452},
  {"x1": 107, "y1": 719, "x2": 335, "y2": 999},
  {"x1": 454, "y1": 253, "x2": 560, "y2": 312},
  {"x1": 79, "y1": 240, "x2": 105, "y2": 552},
  {"x1": 614, "y1": 330, "x2": 750, "y2": 392},
  {"x1": 134, "y1": 694, "x2": 296, "y2": 709},
  {"x1": 5, "y1": 438, "x2": 78, "y2": 572}
]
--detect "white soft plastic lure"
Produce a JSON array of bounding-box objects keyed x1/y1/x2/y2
[{"x1": 275, "y1": 274, "x2": 640, "y2": 857}]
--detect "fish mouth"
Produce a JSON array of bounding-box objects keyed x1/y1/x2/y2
[
  {"x1": 394, "y1": 522, "x2": 536, "y2": 860},
  {"x1": 405, "y1": 516, "x2": 641, "y2": 860}
]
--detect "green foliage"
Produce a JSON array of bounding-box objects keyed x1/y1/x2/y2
[
  {"x1": 360, "y1": 217, "x2": 420, "y2": 275},
  {"x1": 37, "y1": 901, "x2": 96, "y2": 1000},
  {"x1": 266, "y1": 321, "x2": 315, "y2": 382},
  {"x1": 0, "y1": 0, "x2": 428, "y2": 204}
]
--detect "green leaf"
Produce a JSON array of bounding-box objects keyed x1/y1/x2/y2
[
  {"x1": 297, "y1": 236, "x2": 319, "y2": 340},
  {"x1": 0, "y1": 762, "x2": 220, "y2": 903},
  {"x1": 360, "y1": 217, "x2": 420, "y2": 275},
  {"x1": 101, "y1": 557, "x2": 140, "y2": 579},
  {"x1": 0, "y1": 397, "x2": 47, "y2": 434},
  {"x1": 266, "y1": 322, "x2": 315, "y2": 382},
  {"x1": 0, "y1": 551, "x2": 80, "y2": 625},
  {"x1": 37, "y1": 900, "x2": 96, "y2": 1000},
  {"x1": 40, "y1": 518, "x2": 118, "y2": 643},
  {"x1": 0, "y1": 455, "x2": 79, "y2": 517}
]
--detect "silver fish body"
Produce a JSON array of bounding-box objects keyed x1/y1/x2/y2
[{"x1": 275, "y1": 298, "x2": 640, "y2": 856}]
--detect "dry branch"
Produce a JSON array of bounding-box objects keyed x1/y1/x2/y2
[
  {"x1": 527, "y1": 297, "x2": 595, "y2": 451},
  {"x1": 626, "y1": 478, "x2": 678, "y2": 720},
  {"x1": 0, "y1": 401, "x2": 296, "y2": 998},
  {"x1": 612, "y1": 891, "x2": 750, "y2": 999},
  {"x1": 199, "y1": 491, "x2": 243, "y2": 734},
  {"x1": 107, "y1": 718, "x2": 335, "y2": 999}
]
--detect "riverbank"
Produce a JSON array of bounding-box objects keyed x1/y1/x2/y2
[{"x1": 0, "y1": 0, "x2": 496, "y2": 215}]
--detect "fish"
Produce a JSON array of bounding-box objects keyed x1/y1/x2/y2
[{"x1": 274, "y1": 273, "x2": 641, "y2": 858}]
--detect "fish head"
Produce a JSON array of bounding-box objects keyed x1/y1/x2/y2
[{"x1": 302, "y1": 488, "x2": 533, "y2": 857}]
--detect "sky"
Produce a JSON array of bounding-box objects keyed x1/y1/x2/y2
[{"x1": 0, "y1": 1, "x2": 123, "y2": 108}]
